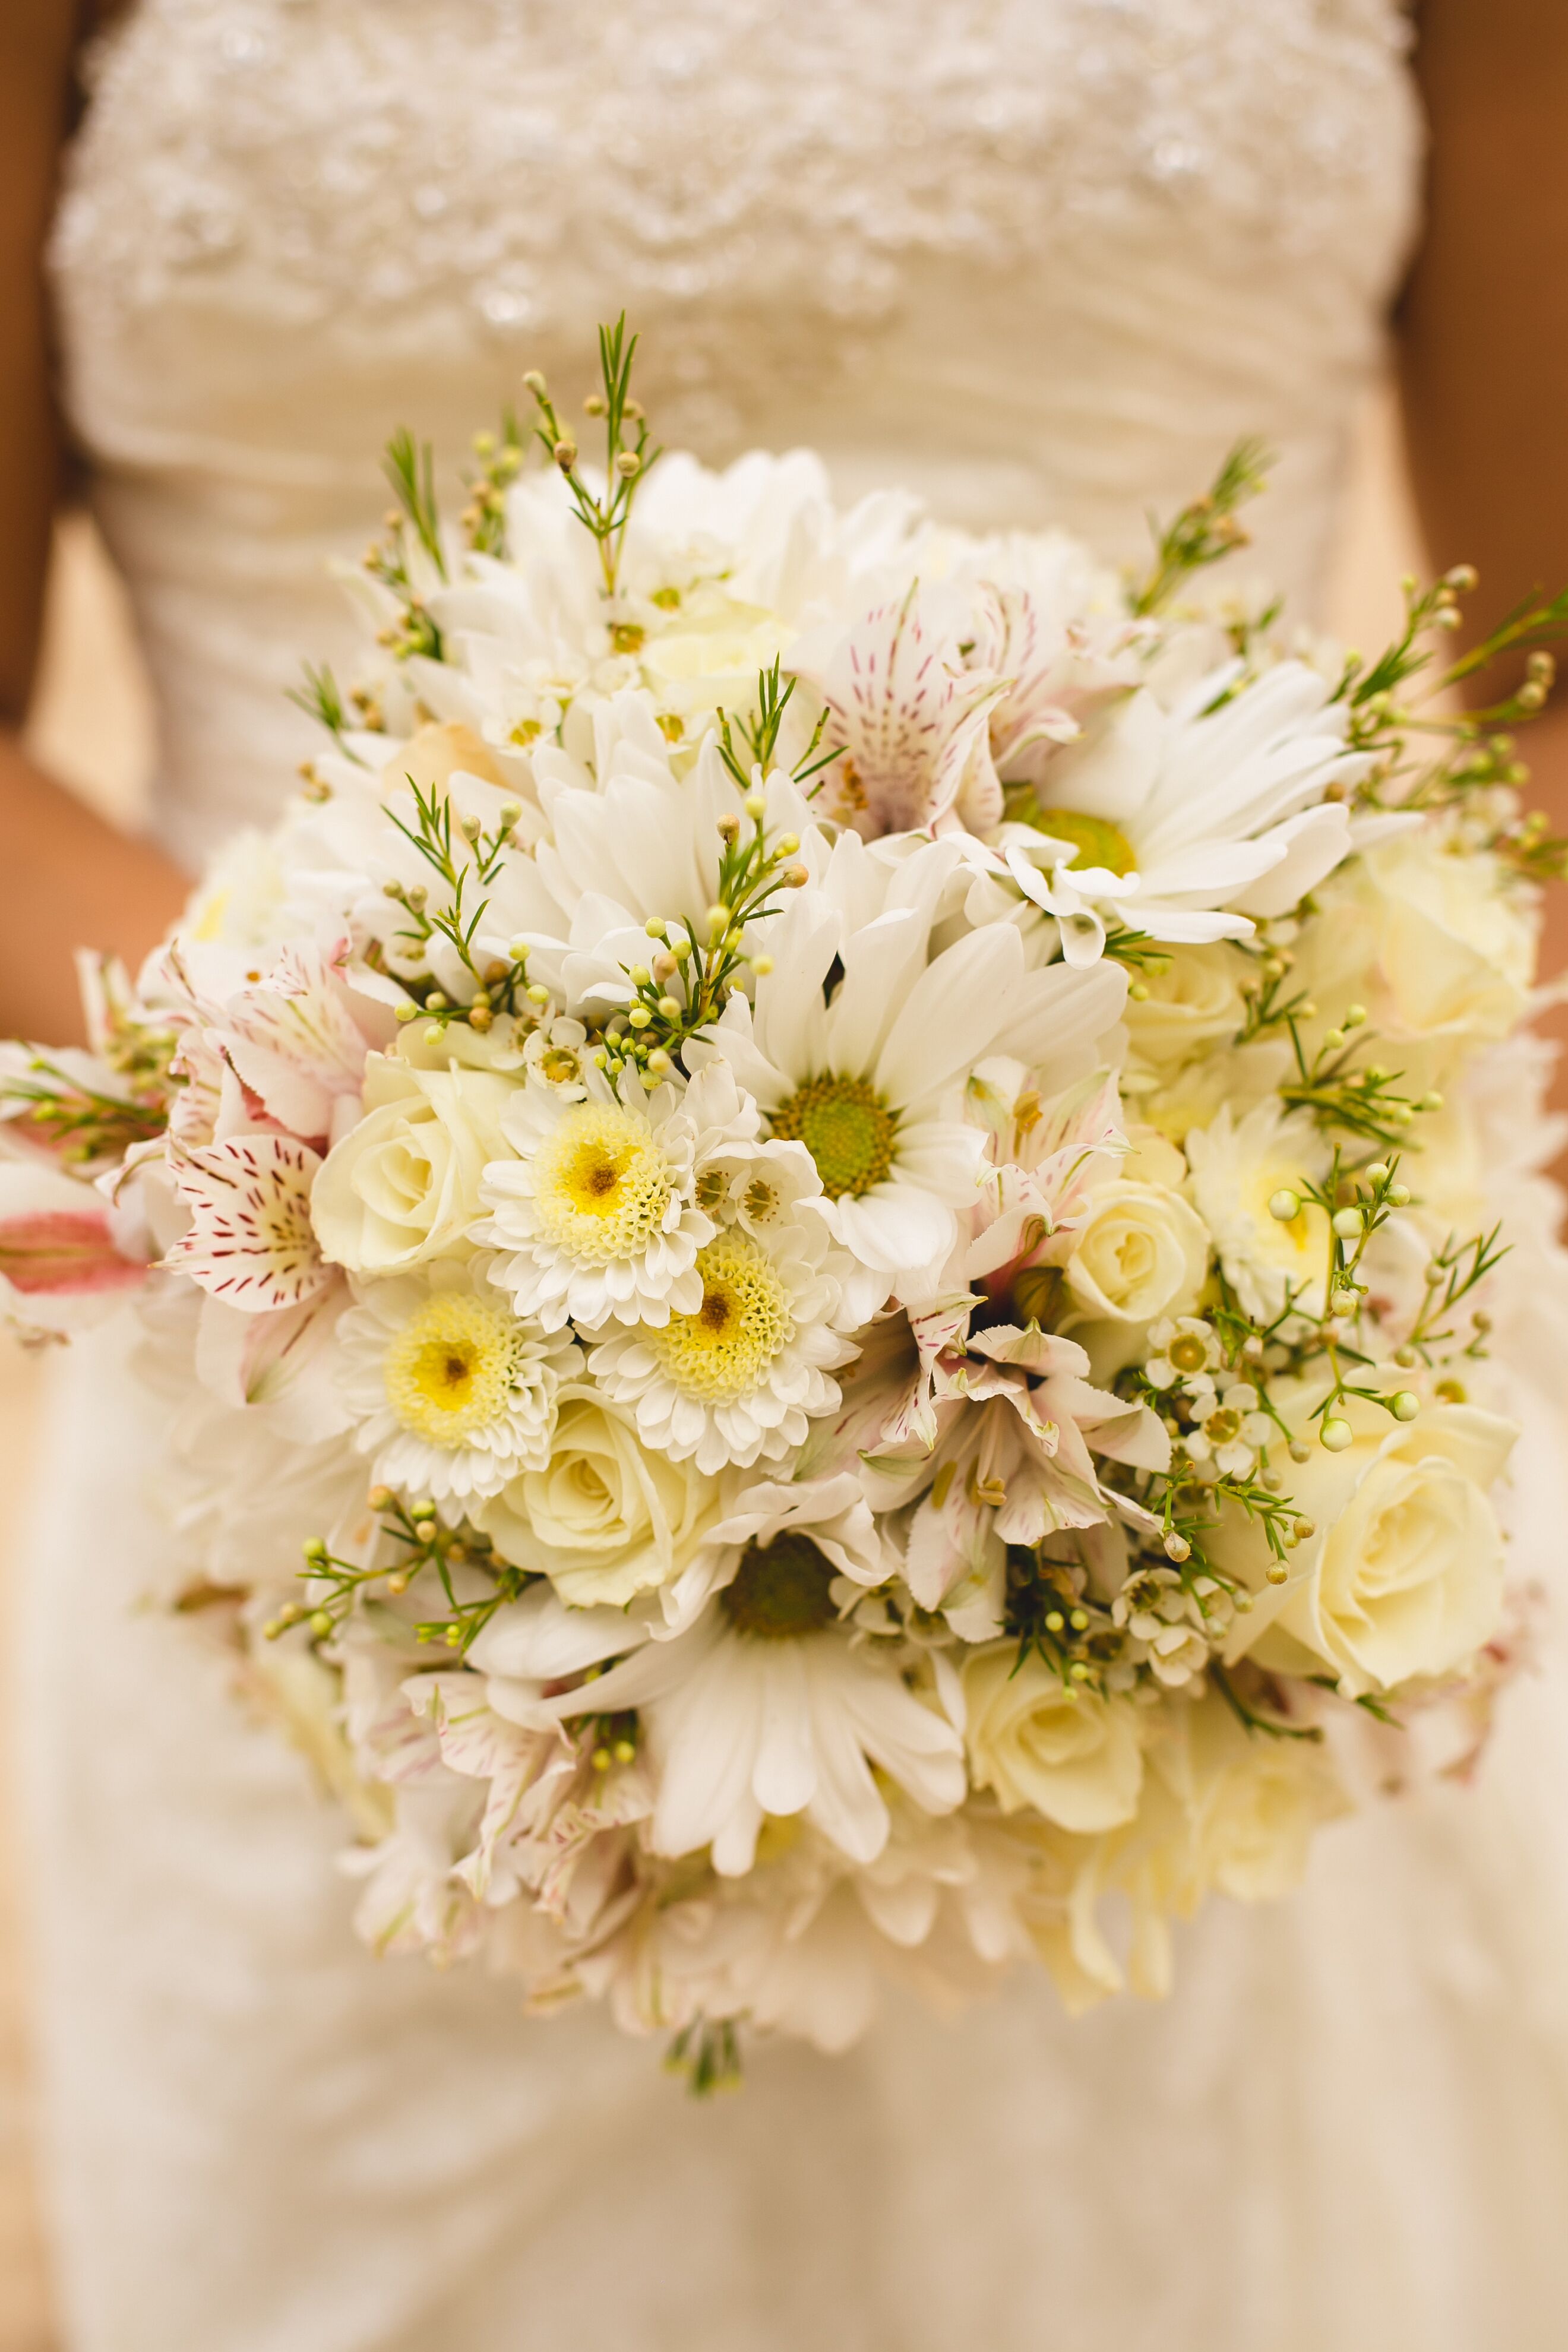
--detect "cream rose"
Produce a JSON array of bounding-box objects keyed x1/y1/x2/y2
[
  {"x1": 475, "y1": 1389, "x2": 722, "y2": 1607},
  {"x1": 963, "y1": 1647, "x2": 1143, "y2": 1831},
  {"x1": 1180, "y1": 1695, "x2": 1349, "y2": 1903},
  {"x1": 1064, "y1": 1179, "x2": 1209, "y2": 1324},
  {"x1": 1221, "y1": 1394, "x2": 1516, "y2": 1696},
  {"x1": 1297, "y1": 833, "x2": 1536, "y2": 1050},
  {"x1": 636, "y1": 592, "x2": 789, "y2": 727},
  {"x1": 380, "y1": 720, "x2": 513, "y2": 799},
  {"x1": 1124, "y1": 942, "x2": 1250, "y2": 1072},
  {"x1": 311, "y1": 1053, "x2": 516, "y2": 1275}
]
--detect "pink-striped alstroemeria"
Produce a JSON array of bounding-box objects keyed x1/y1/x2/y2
[
  {"x1": 0, "y1": 1160, "x2": 146, "y2": 1333},
  {"x1": 156, "y1": 940, "x2": 386, "y2": 1150},
  {"x1": 785, "y1": 584, "x2": 1009, "y2": 838},
  {"x1": 165, "y1": 1133, "x2": 330, "y2": 1313}
]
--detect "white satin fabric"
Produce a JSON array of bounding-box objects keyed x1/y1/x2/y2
[{"x1": 26, "y1": 4, "x2": 1568, "y2": 2347}]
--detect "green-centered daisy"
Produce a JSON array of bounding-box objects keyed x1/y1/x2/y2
[
  {"x1": 337, "y1": 1262, "x2": 578, "y2": 1512},
  {"x1": 685, "y1": 833, "x2": 1127, "y2": 1300}
]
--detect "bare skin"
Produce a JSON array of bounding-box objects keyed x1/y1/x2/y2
[
  {"x1": 0, "y1": 1, "x2": 188, "y2": 1045},
  {"x1": 2, "y1": 1, "x2": 1568, "y2": 1052},
  {"x1": 1402, "y1": 0, "x2": 1568, "y2": 1086}
]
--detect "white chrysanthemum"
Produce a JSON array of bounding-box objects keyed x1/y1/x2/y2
[
  {"x1": 336, "y1": 1263, "x2": 577, "y2": 1510},
  {"x1": 1184, "y1": 1099, "x2": 1332, "y2": 1321},
  {"x1": 1000, "y1": 661, "x2": 1371, "y2": 964},
  {"x1": 687, "y1": 833, "x2": 1127, "y2": 1294},
  {"x1": 587, "y1": 1213, "x2": 853, "y2": 1475},
  {"x1": 477, "y1": 1064, "x2": 715, "y2": 1331},
  {"x1": 548, "y1": 1535, "x2": 965, "y2": 1875}
]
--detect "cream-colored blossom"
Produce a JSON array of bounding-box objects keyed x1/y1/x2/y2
[
  {"x1": 1220, "y1": 1389, "x2": 1516, "y2": 1696},
  {"x1": 962, "y1": 1645, "x2": 1144, "y2": 1832},
  {"x1": 1063, "y1": 1178, "x2": 1209, "y2": 1326},
  {"x1": 474, "y1": 1386, "x2": 725, "y2": 1608},
  {"x1": 312, "y1": 1052, "x2": 516, "y2": 1275}
]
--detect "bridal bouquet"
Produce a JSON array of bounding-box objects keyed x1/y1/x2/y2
[{"x1": 7, "y1": 324, "x2": 1566, "y2": 2081}]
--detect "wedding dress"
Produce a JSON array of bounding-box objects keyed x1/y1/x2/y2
[{"x1": 23, "y1": 4, "x2": 1568, "y2": 2347}]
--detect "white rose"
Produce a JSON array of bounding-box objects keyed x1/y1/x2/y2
[
  {"x1": 1178, "y1": 1693, "x2": 1350, "y2": 1903},
  {"x1": 1124, "y1": 942, "x2": 1249, "y2": 1072},
  {"x1": 637, "y1": 592, "x2": 789, "y2": 725},
  {"x1": 1221, "y1": 1394, "x2": 1516, "y2": 1696},
  {"x1": 1064, "y1": 1180, "x2": 1209, "y2": 1324},
  {"x1": 311, "y1": 1053, "x2": 516, "y2": 1275},
  {"x1": 963, "y1": 1646, "x2": 1143, "y2": 1831},
  {"x1": 475, "y1": 1389, "x2": 723, "y2": 1607},
  {"x1": 380, "y1": 720, "x2": 512, "y2": 799},
  {"x1": 1298, "y1": 833, "x2": 1536, "y2": 1049}
]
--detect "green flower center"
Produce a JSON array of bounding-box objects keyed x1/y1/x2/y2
[
  {"x1": 769, "y1": 1073, "x2": 897, "y2": 1199},
  {"x1": 1167, "y1": 1331, "x2": 1210, "y2": 1375},
  {"x1": 720, "y1": 1533, "x2": 839, "y2": 1640},
  {"x1": 1011, "y1": 801, "x2": 1139, "y2": 877}
]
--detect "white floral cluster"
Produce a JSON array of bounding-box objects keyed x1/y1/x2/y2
[{"x1": 4, "y1": 423, "x2": 1560, "y2": 2072}]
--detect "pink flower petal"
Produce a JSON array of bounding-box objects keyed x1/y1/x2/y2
[
  {"x1": 0, "y1": 1209, "x2": 144, "y2": 1297},
  {"x1": 166, "y1": 1134, "x2": 328, "y2": 1313}
]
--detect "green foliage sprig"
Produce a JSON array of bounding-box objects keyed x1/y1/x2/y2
[
  {"x1": 603, "y1": 806, "x2": 810, "y2": 1082},
  {"x1": 270, "y1": 1492, "x2": 531, "y2": 1656},
  {"x1": 1130, "y1": 438, "x2": 1273, "y2": 618},
  {"x1": 460, "y1": 410, "x2": 526, "y2": 557},
  {"x1": 665, "y1": 2017, "x2": 744, "y2": 2097},
  {"x1": 523, "y1": 314, "x2": 662, "y2": 598},
  {"x1": 380, "y1": 774, "x2": 535, "y2": 1032},
  {"x1": 2, "y1": 1055, "x2": 171, "y2": 1165},
  {"x1": 715, "y1": 659, "x2": 838, "y2": 796}
]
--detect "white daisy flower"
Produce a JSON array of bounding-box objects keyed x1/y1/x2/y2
[
  {"x1": 548, "y1": 1532, "x2": 966, "y2": 1876},
  {"x1": 687, "y1": 833, "x2": 1127, "y2": 1293},
  {"x1": 587, "y1": 1210, "x2": 853, "y2": 1475},
  {"x1": 477, "y1": 1063, "x2": 715, "y2": 1331},
  {"x1": 336, "y1": 1262, "x2": 577, "y2": 1512},
  {"x1": 1000, "y1": 660, "x2": 1371, "y2": 965}
]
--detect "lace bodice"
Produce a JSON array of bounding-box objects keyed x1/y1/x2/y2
[{"x1": 51, "y1": 0, "x2": 1421, "y2": 862}]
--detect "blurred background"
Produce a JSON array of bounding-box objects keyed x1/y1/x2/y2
[{"x1": 0, "y1": 387, "x2": 1424, "y2": 2351}]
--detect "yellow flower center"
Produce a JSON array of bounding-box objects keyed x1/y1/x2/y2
[
  {"x1": 720, "y1": 1533, "x2": 839, "y2": 1640},
  {"x1": 530, "y1": 1104, "x2": 674, "y2": 1263},
  {"x1": 769, "y1": 1073, "x2": 896, "y2": 1199},
  {"x1": 384, "y1": 1292, "x2": 527, "y2": 1446},
  {"x1": 1012, "y1": 801, "x2": 1139, "y2": 877},
  {"x1": 647, "y1": 1229, "x2": 794, "y2": 1404},
  {"x1": 1167, "y1": 1330, "x2": 1210, "y2": 1375},
  {"x1": 1203, "y1": 1406, "x2": 1244, "y2": 1446}
]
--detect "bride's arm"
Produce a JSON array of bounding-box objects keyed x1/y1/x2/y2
[
  {"x1": 0, "y1": 1, "x2": 186, "y2": 1044},
  {"x1": 1401, "y1": 1, "x2": 1568, "y2": 1016}
]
